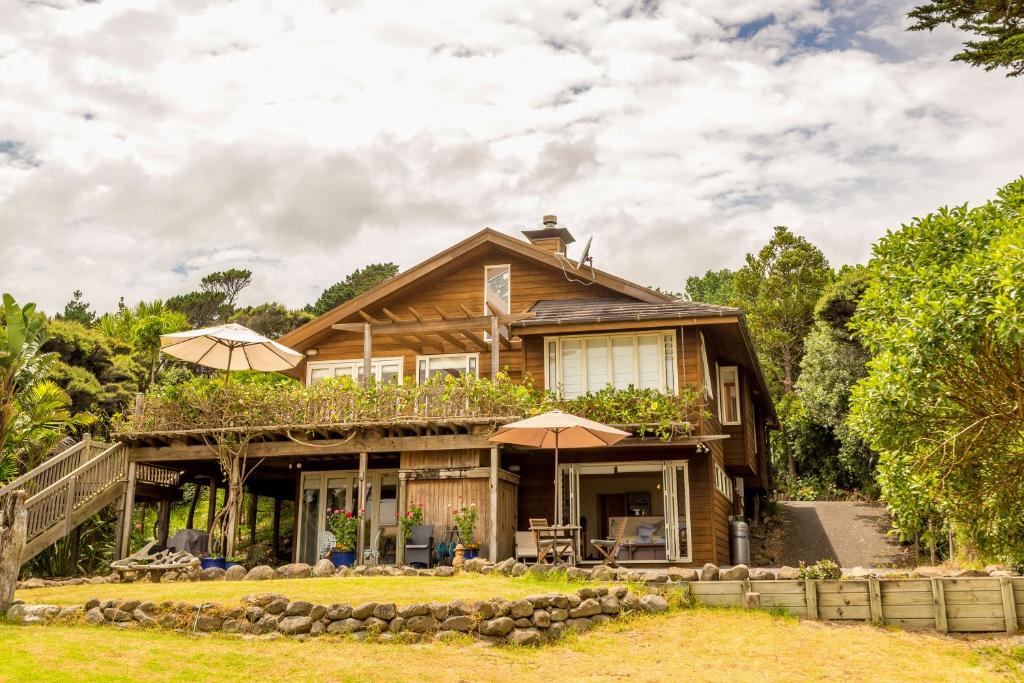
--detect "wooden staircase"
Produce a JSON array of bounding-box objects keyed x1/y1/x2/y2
[{"x1": 0, "y1": 437, "x2": 179, "y2": 564}]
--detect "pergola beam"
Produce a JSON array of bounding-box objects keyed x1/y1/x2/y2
[{"x1": 333, "y1": 312, "x2": 533, "y2": 336}]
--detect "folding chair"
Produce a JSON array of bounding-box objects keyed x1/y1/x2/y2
[{"x1": 591, "y1": 518, "x2": 627, "y2": 567}]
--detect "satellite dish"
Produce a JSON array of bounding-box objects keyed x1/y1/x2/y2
[{"x1": 575, "y1": 236, "x2": 593, "y2": 271}]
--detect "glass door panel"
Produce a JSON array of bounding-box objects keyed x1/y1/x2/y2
[
  {"x1": 299, "y1": 474, "x2": 322, "y2": 565},
  {"x1": 664, "y1": 462, "x2": 691, "y2": 562}
]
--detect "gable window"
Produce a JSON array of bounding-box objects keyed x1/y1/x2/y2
[
  {"x1": 718, "y1": 365, "x2": 741, "y2": 425},
  {"x1": 699, "y1": 332, "x2": 714, "y2": 400},
  {"x1": 544, "y1": 331, "x2": 677, "y2": 399},
  {"x1": 484, "y1": 265, "x2": 510, "y2": 316},
  {"x1": 417, "y1": 353, "x2": 479, "y2": 383},
  {"x1": 307, "y1": 358, "x2": 403, "y2": 385}
]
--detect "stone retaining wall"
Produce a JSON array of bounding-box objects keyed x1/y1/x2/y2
[{"x1": 5, "y1": 585, "x2": 669, "y2": 646}]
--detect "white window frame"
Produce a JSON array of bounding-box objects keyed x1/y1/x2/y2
[
  {"x1": 483, "y1": 264, "x2": 511, "y2": 316},
  {"x1": 415, "y1": 352, "x2": 480, "y2": 383},
  {"x1": 306, "y1": 357, "x2": 404, "y2": 385},
  {"x1": 543, "y1": 330, "x2": 677, "y2": 398},
  {"x1": 714, "y1": 462, "x2": 734, "y2": 502},
  {"x1": 699, "y1": 332, "x2": 714, "y2": 400},
  {"x1": 718, "y1": 365, "x2": 741, "y2": 426}
]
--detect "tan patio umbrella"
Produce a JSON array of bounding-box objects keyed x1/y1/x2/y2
[
  {"x1": 488, "y1": 410, "x2": 630, "y2": 521},
  {"x1": 160, "y1": 323, "x2": 303, "y2": 384}
]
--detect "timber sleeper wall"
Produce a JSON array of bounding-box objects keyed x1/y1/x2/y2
[{"x1": 686, "y1": 577, "x2": 1023, "y2": 634}]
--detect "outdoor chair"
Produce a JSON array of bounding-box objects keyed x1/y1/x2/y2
[
  {"x1": 404, "y1": 524, "x2": 433, "y2": 568},
  {"x1": 529, "y1": 518, "x2": 575, "y2": 565},
  {"x1": 515, "y1": 531, "x2": 538, "y2": 563},
  {"x1": 591, "y1": 518, "x2": 628, "y2": 567}
]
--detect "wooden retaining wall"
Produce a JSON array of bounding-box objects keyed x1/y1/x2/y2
[{"x1": 684, "y1": 577, "x2": 1023, "y2": 634}]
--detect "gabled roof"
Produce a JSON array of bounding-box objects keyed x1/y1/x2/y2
[
  {"x1": 279, "y1": 228, "x2": 673, "y2": 350},
  {"x1": 517, "y1": 297, "x2": 739, "y2": 328}
]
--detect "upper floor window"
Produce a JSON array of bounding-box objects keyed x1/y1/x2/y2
[
  {"x1": 699, "y1": 332, "x2": 714, "y2": 400},
  {"x1": 545, "y1": 331, "x2": 677, "y2": 399},
  {"x1": 484, "y1": 265, "x2": 510, "y2": 316},
  {"x1": 718, "y1": 365, "x2": 741, "y2": 425},
  {"x1": 307, "y1": 357, "x2": 403, "y2": 385},
  {"x1": 714, "y1": 462, "x2": 734, "y2": 501},
  {"x1": 417, "y1": 353, "x2": 479, "y2": 383}
]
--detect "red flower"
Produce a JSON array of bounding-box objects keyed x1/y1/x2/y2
[{"x1": 345, "y1": 511, "x2": 352, "y2": 518}]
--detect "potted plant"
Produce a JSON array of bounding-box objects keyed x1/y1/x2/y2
[
  {"x1": 199, "y1": 553, "x2": 226, "y2": 571},
  {"x1": 399, "y1": 502, "x2": 425, "y2": 540},
  {"x1": 327, "y1": 509, "x2": 360, "y2": 567},
  {"x1": 453, "y1": 502, "x2": 479, "y2": 559},
  {"x1": 224, "y1": 556, "x2": 245, "y2": 570}
]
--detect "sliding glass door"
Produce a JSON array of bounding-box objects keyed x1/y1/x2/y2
[{"x1": 297, "y1": 470, "x2": 398, "y2": 565}]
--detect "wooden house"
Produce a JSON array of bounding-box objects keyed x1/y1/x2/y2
[{"x1": 115, "y1": 217, "x2": 776, "y2": 568}]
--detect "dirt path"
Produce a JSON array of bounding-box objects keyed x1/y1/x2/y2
[{"x1": 776, "y1": 501, "x2": 912, "y2": 568}]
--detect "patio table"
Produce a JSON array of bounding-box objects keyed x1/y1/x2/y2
[{"x1": 531, "y1": 524, "x2": 581, "y2": 566}]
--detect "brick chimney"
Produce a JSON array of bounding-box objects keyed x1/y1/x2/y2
[{"x1": 522, "y1": 215, "x2": 576, "y2": 255}]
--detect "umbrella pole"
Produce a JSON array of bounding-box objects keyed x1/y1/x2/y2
[
  {"x1": 224, "y1": 345, "x2": 233, "y2": 387},
  {"x1": 554, "y1": 430, "x2": 559, "y2": 524}
]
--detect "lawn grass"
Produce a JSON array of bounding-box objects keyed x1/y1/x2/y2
[
  {"x1": 17, "y1": 573, "x2": 579, "y2": 608},
  {"x1": 0, "y1": 606, "x2": 1017, "y2": 683}
]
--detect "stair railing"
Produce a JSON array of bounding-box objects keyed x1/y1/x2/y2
[{"x1": 0, "y1": 435, "x2": 107, "y2": 500}]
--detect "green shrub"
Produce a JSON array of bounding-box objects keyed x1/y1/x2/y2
[{"x1": 797, "y1": 559, "x2": 842, "y2": 581}]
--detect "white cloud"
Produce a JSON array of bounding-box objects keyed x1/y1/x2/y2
[{"x1": 0, "y1": 0, "x2": 1021, "y2": 314}]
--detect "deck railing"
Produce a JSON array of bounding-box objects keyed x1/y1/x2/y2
[{"x1": 0, "y1": 436, "x2": 108, "y2": 500}]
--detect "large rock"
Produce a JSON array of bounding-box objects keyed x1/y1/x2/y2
[
  {"x1": 569, "y1": 598, "x2": 601, "y2": 618},
  {"x1": 276, "y1": 563, "x2": 313, "y2": 579},
  {"x1": 352, "y1": 602, "x2": 377, "y2": 619},
  {"x1": 720, "y1": 565, "x2": 749, "y2": 581},
  {"x1": 6, "y1": 604, "x2": 60, "y2": 624},
  {"x1": 372, "y1": 603, "x2": 398, "y2": 620},
  {"x1": 775, "y1": 566, "x2": 800, "y2": 580},
  {"x1": 224, "y1": 565, "x2": 248, "y2": 581},
  {"x1": 278, "y1": 616, "x2": 313, "y2": 635},
  {"x1": 478, "y1": 616, "x2": 514, "y2": 637},
  {"x1": 748, "y1": 568, "x2": 776, "y2": 581},
  {"x1": 285, "y1": 601, "x2": 313, "y2": 617},
  {"x1": 599, "y1": 595, "x2": 620, "y2": 614},
  {"x1": 511, "y1": 562, "x2": 528, "y2": 577},
  {"x1": 242, "y1": 592, "x2": 287, "y2": 607},
  {"x1": 326, "y1": 618, "x2": 364, "y2": 634},
  {"x1": 531, "y1": 610, "x2": 551, "y2": 628},
  {"x1": 84, "y1": 607, "x2": 105, "y2": 624},
  {"x1": 245, "y1": 565, "x2": 277, "y2": 581},
  {"x1": 464, "y1": 558, "x2": 488, "y2": 573},
  {"x1": 405, "y1": 615, "x2": 438, "y2": 633},
  {"x1": 700, "y1": 563, "x2": 719, "y2": 581},
  {"x1": 326, "y1": 604, "x2": 352, "y2": 621},
  {"x1": 508, "y1": 628, "x2": 543, "y2": 646},
  {"x1": 266, "y1": 599, "x2": 288, "y2": 615},
  {"x1": 447, "y1": 599, "x2": 481, "y2": 617},
  {"x1": 640, "y1": 595, "x2": 669, "y2": 613},
  {"x1": 667, "y1": 567, "x2": 699, "y2": 582},
  {"x1": 199, "y1": 567, "x2": 225, "y2": 581},
  {"x1": 398, "y1": 603, "x2": 430, "y2": 619},
  {"x1": 509, "y1": 600, "x2": 534, "y2": 619},
  {"x1": 312, "y1": 559, "x2": 336, "y2": 578},
  {"x1": 549, "y1": 607, "x2": 569, "y2": 622}
]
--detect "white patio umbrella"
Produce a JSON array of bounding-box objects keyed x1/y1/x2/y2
[
  {"x1": 488, "y1": 410, "x2": 630, "y2": 522},
  {"x1": 159, "y1": 323, "x2": 303, "y2": 384}
]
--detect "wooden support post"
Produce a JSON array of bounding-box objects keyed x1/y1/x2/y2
[
  {"x1": 69, "y1": 526, "x2": 81, "y2": 576},
  {"x1": 186, "y1": 482, "x2": 201, "y2": 530},
  {"x1": 272, "y1": 498, "x2": 282, "y2": 562},
  {"x1": 804, "y1": 579, "x2": 818, "y2": 619},
  {"x1": 362, "y1": 323, "x2": 372, "y2": 385},
  {"x1": 489, "y1": 446, "x2": 499, "y2": 562},
  {"x1": 396, "y1": 476, "x2": 407, "y2": 566},
  {"x1": 224, "y1": 457, "x2": 241, "y2": 559},
  {"x1": 357, "y1": 452, "x2": 368, "y2": 560},
  {"x1": 156, "y1": 499, "x2": 171, "y2": 547},
  {"x1": 931, "y1": 578, "x2": 948, "y2": 633},
  {"x1": 490, "y1": 315, "x2": 499, "y2": 379},
  {"x1": 868, "y1": 578, "x2": 883, "y2": 623},
  {"x1": 1, "y1": 490, "x2": 28, "y2": 613},
  {"x1": 82, "y1": 432, "x2": 92, "y2": 460},
  {"x1": 249, "y1": 492, "x2": 258, "y2": 545},
  {"x1": 62, "y1": 475, "x2": 78, "y2": 536},
  {"x1": 1000, "y1": 576, "x2": 1018, "y2": 634},
  {"x1": 206, "y1": 477, "x2": 218, "y2": 532},
  {"x1": 743, "y1": 592, "x2": 761, "y2": 609},
  {"x1": 117, "y1": 463, "x2": 138, "y2": 560}
]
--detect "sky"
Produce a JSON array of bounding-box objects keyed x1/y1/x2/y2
[{"x1": 1, "y1": 0, "x2": 1022, "y2": 315}]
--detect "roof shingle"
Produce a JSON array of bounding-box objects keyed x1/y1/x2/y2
[{"x1": 516, "y1": 297, "x2": 740, "y2": 327}]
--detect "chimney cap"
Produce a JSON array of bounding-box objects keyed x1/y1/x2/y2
[{"x1": 543, "y1": 214, "x2": 558, "y2": 226}]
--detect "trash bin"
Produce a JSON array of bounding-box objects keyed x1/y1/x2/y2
[{"x1": 730, "y1": 518, "x2": 750, "y2": 565}]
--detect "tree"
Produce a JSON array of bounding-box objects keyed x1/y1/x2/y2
[
  {"x1": 909, "y1": 1, "x2": 1024, "y2": 77},
  {"x1": 166, "y1": 291, "x2": 225, "y2": 328},
  {"x1": 200, "y1": 269, "x2": 252, "y2": 310},
  {"x1": 684, "y1": 268, "x2": 735, "y2": 306},
  {"x1": 95, "y1": 300, "x2": 188, "y2": 389},
  {"x1": 230, "y1": 303, "x2": 313, "y2": 339},
  {"x1": 311, "y1": 263, "x2": 399, "y2": 315},
  {"x1": 57, "y1": 290, "x2": 96, "y2": 326},
  {"x1": 733, "y1": 227, "x2": 834, "y2": 476},
  {"x1": 849, "y1": 178, "x2": 1024, "y2": 563}
]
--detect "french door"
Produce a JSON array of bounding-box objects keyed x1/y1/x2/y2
[
  {"x1": 556, "y1": 461, "x2": 691, "y2": 563},
  {"x1": 297, "y1": 470, "x2": 398, "y2": 565}
]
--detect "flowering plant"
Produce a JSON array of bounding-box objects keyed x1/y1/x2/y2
[
  {"x1": 399, "y1": 502, "x2": 425, "y2": 540},
  {"x1": 452, "y1": 501, "x2": 478, "y2": 546},
  {"x1": 327, "y1": 508, "x2": 360, "y2": 551}
]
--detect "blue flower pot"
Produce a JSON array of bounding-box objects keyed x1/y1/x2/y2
[
  {"x1": 224, "y1": 561, "x2": 241, "y2": 570},
  {"x1": 330, "y1": 550, "x2": 356, "y2": 568},
  {"x1": 463, "y1": 548, "x2": 476, "y2": 560},
  {"x1": 200, "y1": 557, "x2": 225, "y2": 570}
]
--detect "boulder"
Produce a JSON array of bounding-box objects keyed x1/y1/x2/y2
[
  {"x1": 276, "y1": 563, "x2": 313, "y2": 579},
  {"x1": 242, "y1": 592, "x2": 288, "y2": 608},
  {"x1": 389, "y1": 617, "x2": 406, "y2": 633},
  {"x1": 278, "y1": 616, "x2": 314, "y2": 635},
  {"x1": 549, "y1": 595, "x2": 569, "y2": 609},
  {"x1": 531, "y1": 610, "x2": 551, "y2": 628},
  {"x1": 429, "y1": 602, "x2": 449, "y2": 620},
  {"x1": 196, "y1": 615, "x2": 223, "y2": 632},
  {"x1": 435, "y1": 566, "x2": 455, "y2": 577},
  {"x1": 364, "y1": 616, "x2": 389, "y2": 632},
  {"x1": 266, "y1": 599, "x2": 288, "y2": 615},
  {"x1": 405, "y1": 615, "x2": 439, "y2": 633},
  {"x1": 720, "y1": 565, "x2": 749, "y2": 581},
  {"x1": 441, "y1": 615, "x2": 475, "y2": 632},
  {"x1": 667, "y1": 567, "x2": 699, "y2": 582},
  {"x1": 952, "y1": 569, "x2": 989, "y2": 578},
  {"x1": 326, "y1": 618, "x2": 364, "y2": 634},
  {"x1": 310, "y1": 621, "x2": 326, "y2": 636},
  {"x1": 199, "y1": 567, "x2": 225, "y2": 581},
  {"x1": 464, "y1": 558, "x2": 488, "y2": 573},
  {"x1": 245, "y1": 607, "x2": 264, "y2": 622},
  {"x1": 599, "y1": 595, "x2": 620, "y2": 614},
  {"x1": 566, "y1": 617, "x2": 594, "y2": 633},
  {"x1": 478, "y1": 616, "x2": 515, "y2": 637},
  {"x1": 84, "y1": 607, "x2": 105, "y2": 624},
  {"x1": 285, "y1": 601, "x2": 313, "y2": 617},
  {"x1": 843, "y1": 567, "x2": 874, "y2": 579},
  {"x1": 372, "y1": 603, "x2": 398, "y2": 620},
  {"x1": 447, "y1": 599, "x2": 481, "y2": 617},
  {"x1": 511, "y1": 562, "x2": 528, "y2": 577},
  {"x1": 775, "y1": 566, "x2": 800, "y2": 580},
  {"x1": 640, "y1": 595, "x2": 669, "y2": 613},
  {"x1": 138, "y1": 601, "x2": 156, "y2": 614},
  {"x1": 641, "y1": 570, "x2": 668, "y2": 584},
  {"x1": 325, "y1": 604, "x2": 352, "y2": 621},
  {"x1": 398, "y1": 603, "x2": 430, "y2": 619},
  {"x1": 312, "y1": 559, "x2": 336, "y2": 578},
  {"x1": 508, "y1": 628, "x2": 543, "y2": 646},
  {"x1": 700, "y1": 563, "x2": 719, "y2": 581},
  {"x1": 245, "y1": 565, "x2": 277, "y2": 581},
  {"x1": 351, "y1": 603, "x2": 377, "y2": 620},
  {"x1": 592, "y1": 614, "x2": 613, "y2": 626},
  {"x1": 310, "y1": 605, "x2": 327, "y2": 621},
  {"x1": 220, "y1": 619, "x2": 239, "y2": 633},
  {"x1": 253, "y1": 614, "x2": 281, "y2": 634},
  {"x1": 549, "y1": 608, "x2": 569, "y2": 622},
  {"x1": 509, "y1": 600, "x2": 534, "y2": 619},
  {"x1": 224, "y1": 565, "x2": 248, "y2": 581},
  {"x1": 620, "y1": 594, "x2": 642, "y2": 612},
  {"x1": 132, "y1": 608, "x2": 156, "y2": 626},
  {"x1": 547, "y1": 622, "x2": 567, "y2": 640},
  {"x1": 748, "y1": 568, "x2": 776, "y2": 581},
  {"x1": 526, "y1": 595, "x2": 550, "y2": 609},
  {"x1": 569, "y1": 598, "x2": 601, "y2": 618}
]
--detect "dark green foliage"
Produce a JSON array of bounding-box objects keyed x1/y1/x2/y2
[
  {"x1": 230, "y1": 303, "x2": 313, "y2": 339},
  {"x1": 908, "y1": 0, "x2": 1024, "y2": 77},
  {"x1": 166, "y1": 290, "x2": 226, "y2": 328},
  {"x1": 200, "y1": 268, "x2": 252, "y2": 310},
  {"x1": 683, "y1": 268, "x2": 736, "y2": 306},
  {"x1": 57, "y1": 290, "x2": 96, "y2": 326},
  {"x1": 311, "y1": 263, "x2": 399, "y2": 315}
]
